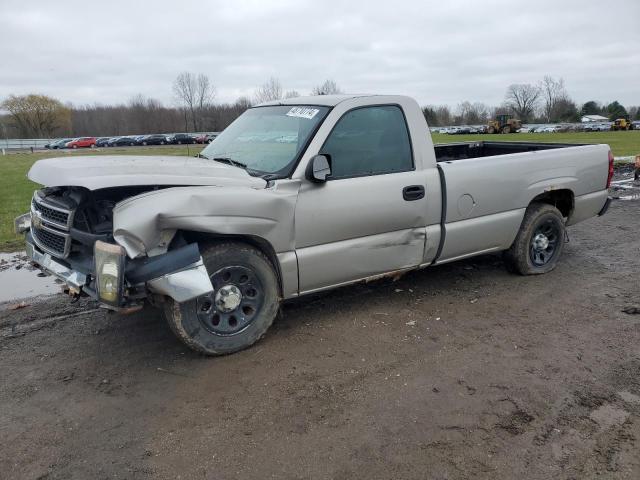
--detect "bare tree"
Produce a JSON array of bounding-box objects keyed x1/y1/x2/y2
[
  {"x1": 435, "y1": 105, "x2": 453, "y2": 126},
  {"x1": 539, "y1": 76, "x2": 568, "y2": 123},
  {"x1": 311, "y1": 79, "x2": 342, "y2": 96},
  {"x1": 253, "y1": 77, "x2": 283, "y2": 104},
  {"x1": 173, "y1": 72, "x2": 216, "y2": 131},
  {"x1": 1, "y1": 94, "x2": 71, "y2": 137},
  {"x1": 505, "y1": 84, "x2": 540, "y2": 123},
  {"x1": 457, "y1": 101, "x2": 490, "y2": 124},
  {"x1": 284, "y1": 90, "x2": 300, "y2": 99}
]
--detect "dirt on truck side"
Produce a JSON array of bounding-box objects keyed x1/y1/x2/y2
[{"x1": 1, "y1": 170, "x2": 639, "y2": 480}]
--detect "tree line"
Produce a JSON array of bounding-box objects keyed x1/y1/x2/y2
[
  {"x1": 1, "y1": 73, "x2": 638, "y2": 138},
  {"x1": 423, "y1": 76, "x2": 639, "y2": 126},
  {"x1": 0, "y1": 75, "x2": 343, "y2": 139}
]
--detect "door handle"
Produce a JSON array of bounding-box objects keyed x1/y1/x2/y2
[{"x1": 402, "y1": 185, "x2": 425, "y2": 201}]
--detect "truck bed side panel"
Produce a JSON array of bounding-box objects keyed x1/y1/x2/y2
[{"x1": 436, "y1": 144, "x2": 609, "y2": 263}]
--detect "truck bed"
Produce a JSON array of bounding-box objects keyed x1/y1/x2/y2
[
  {"x1": 433, "y1": 141, "x2": 610, "y2": 264},
  {"x1": 434, "y1": 141, "x2": 584, "y2": 162}
]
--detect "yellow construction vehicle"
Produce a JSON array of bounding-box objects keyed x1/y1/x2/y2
[
  {"x1": 611, "y1": 118, "x2": 634, "y2": 131},
  {"x1": 487, "y1": 114, "x2": 522, "y2": 134}
]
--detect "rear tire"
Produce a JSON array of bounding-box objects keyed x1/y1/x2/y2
[
  {"x1": 164, "y1": 242, "x2": 280, "y2": 356},
  {"x1": 504, "y1": 203, "x2": 565, "y2": 275}
]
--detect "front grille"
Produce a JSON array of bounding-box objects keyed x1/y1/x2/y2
[
  {"x1": 32, "y1": 224, "x2": 70, "y2": 257},
  {"x1": 31, "y1": 191, "x2": 75, "y2": 258},
  {"x1": 32, "y1": 195, "x2": 72, "y2": 229},
  {"x1": 32, "y1": 198, "x2": 69, "y2": 227}
]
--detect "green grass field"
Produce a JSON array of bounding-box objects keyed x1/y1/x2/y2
[{"x1": 1, "y1": 131, "x2": 639, "y2": 251}]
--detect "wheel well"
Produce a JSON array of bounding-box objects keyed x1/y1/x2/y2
[
  {"x1": 175, "y1": 231, "x2": 284, "y2": 297},
  {"x1": 530, "y1": 189, "x2": 574, "y2": 218}
]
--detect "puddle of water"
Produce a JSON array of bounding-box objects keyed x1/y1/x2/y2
[{"x1": 0, "y1": 252, "x2": 60, "y2": 303}]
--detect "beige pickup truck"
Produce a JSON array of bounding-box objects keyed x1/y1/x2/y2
[{"x1": 16, "y1": 94, "x2": 613, "y2": 355}]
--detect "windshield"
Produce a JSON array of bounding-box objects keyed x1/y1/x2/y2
[{"x1": 200, "y1": 105, "x2": 330, "y2": 176}]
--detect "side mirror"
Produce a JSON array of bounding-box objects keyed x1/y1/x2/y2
[{"x1": 306, "y1": 154, "x2": 331, "y2": 183}]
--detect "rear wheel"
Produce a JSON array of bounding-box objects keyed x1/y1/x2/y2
[
  {"x1": 502, "y1": 125, "x2": 511, "y2": 134},
  {"x1": 504, "y1": 203, "x2": 565, "y2": 275},
  {"x1": 164, "y1": 242, "x2": 280, "y2": 355},
  {"x1": 488, "y1": 126, "x2": 496, "y2": 134}
]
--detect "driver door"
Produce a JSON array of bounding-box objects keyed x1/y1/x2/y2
[{"x1": 294, "y1": 105, "x2": 428, "y2": 293}]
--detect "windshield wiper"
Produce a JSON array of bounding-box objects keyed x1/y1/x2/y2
[
  {"x1": 195, "y1": 153, "x2": 208, "y2": 159},
  {"x1": 212, "y1": 156, "x2": 248, "y2": 170}
]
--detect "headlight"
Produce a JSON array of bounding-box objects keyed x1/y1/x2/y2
[
  {"x1": 94, "y1": 240, "x2": 126, "y2": 306},
  {"x1": 14, "y1": 213, "x2": 31, "y2": 234}
]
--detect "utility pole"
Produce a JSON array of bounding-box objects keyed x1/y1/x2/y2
[{"x1": 1, "y1": 122, "x2": 8, "y2": 155}]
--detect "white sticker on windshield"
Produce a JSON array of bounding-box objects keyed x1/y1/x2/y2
[{"x1": 286, "y1": 107, "x2": 320, "y2": 120}]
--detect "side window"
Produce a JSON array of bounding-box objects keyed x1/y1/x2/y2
[{"x1": 320, "y1": 105, "x2": 413, "y2": 179}]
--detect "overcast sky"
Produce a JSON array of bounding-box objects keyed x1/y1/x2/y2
[{"x1": 1, "y1": 0, "x2": 639, "y2": 109}]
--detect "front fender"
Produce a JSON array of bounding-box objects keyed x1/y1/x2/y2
[{"x1": 112, "y1": 184, "x2": 299, "y2": 258}]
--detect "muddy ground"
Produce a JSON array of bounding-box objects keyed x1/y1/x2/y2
[{"x1": 1, "y1": 176, "x2": 640, "y2": 480}]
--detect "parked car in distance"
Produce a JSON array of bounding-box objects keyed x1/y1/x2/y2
[
  {"x1": 137, "y1": 134, "x2": 169, "y2": 146},
  {"x1": 167, "y1": 133, "x2": 196, "y2": 145},
  {"x1": 49, "y1": 138, "x2": 73, "y2": 149},
  {"x1": 66, "y1": 137, "x2": 97, "y2": 149},
  {"x1": 539, "y1": 125, "x2": 561, "y2": 133},
  {"x1": 108, "y1": 136, "x2": 137, "y2": 147},
  {"x1": 194, "y1": 133, "x2": 219, "y2": 144},
  {"x1": 95, "y1": 137, "x2": 111, "y2": 147}
]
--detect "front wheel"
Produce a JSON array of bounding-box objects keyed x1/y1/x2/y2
[
  {"x1": 504, "y1": 203, "x2": 565, "y2": 275},
  {"x1": 164, "y1": 242, "x2": 280, "y2": 355}
]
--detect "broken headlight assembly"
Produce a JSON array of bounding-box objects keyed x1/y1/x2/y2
[{"x1": 94, "y1": 240, "x2": 126, "y2": 306}]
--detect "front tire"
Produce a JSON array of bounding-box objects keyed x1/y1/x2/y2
[
  {"x1": 504, "y1": 203, "x2": 565, "y2": 275},
  {"x1": 164, "y1": 242, "x2": 280, "y2": 355}
]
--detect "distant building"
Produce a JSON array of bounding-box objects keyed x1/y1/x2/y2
[{"x1": 581, "y1": 114, "x2": 609, "y2": 123}]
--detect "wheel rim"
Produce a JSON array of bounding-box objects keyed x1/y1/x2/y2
[
  {"x1": 530, "y1": 219, "x2": 560, "y2": 266},
  {"x1": 196, "y1": 265, "x2": 264, "y2": 335}
]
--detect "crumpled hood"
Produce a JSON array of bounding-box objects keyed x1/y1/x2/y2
[{"x1": 28, "y1": 155, "x2": 266, "y2": 190}]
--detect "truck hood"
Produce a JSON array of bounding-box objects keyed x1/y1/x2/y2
[{"x1": 28, "y1": 155, "x2": 267, "y2": 190}]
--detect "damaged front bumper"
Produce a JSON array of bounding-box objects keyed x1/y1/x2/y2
[{"x1": 24, "y1": 233, "x2": 213, "y2": 310}]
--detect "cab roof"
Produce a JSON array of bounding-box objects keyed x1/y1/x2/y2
[{"x1": 255, "y1": 94, "x2": 377, "y2": 107}]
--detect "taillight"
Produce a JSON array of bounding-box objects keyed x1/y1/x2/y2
[{"x1": 606, "y1": 150, "x2": 614, "y2": 189}]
